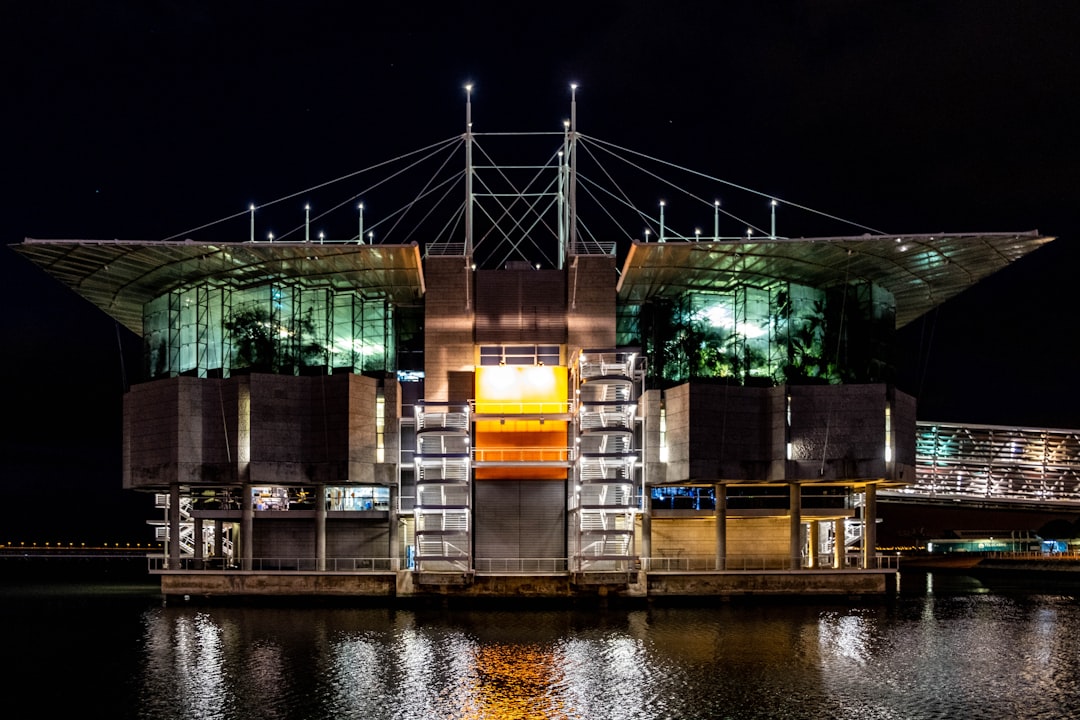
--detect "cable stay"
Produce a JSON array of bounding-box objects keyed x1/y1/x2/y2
[
  {"x1": 580, "y1": 133, "x2": 888, "y2": 237},
  {"x1": 154, "y1": 108, "x2": 896, "y2": 274}
]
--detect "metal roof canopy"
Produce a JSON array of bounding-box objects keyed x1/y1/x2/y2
[
  {"x1": 13, "y1": 239, "x2": 427, "y2": 335},
  {"x1": 616, "y1": 231, "x2": 1055, "y2": 328}
]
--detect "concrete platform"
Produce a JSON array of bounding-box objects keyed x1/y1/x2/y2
[{"x1": 158, "y1": 568, "x2": 895, "y2": 602}]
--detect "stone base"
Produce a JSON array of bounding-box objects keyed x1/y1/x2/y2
[{"x1": 158, "y1": 569, "x2": 895, "y2": 601}]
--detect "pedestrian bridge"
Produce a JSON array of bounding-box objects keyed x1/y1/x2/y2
[{"x1": 881, "y1": 421, "x2": 1080, "y2": 508}]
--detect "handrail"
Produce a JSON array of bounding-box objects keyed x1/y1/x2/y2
[
  {"x1": 148, "y1": 553, "x2": 900, "y2": 573},
  {"x1": 643, "y1": 553, "x2": 900, "y2": 571},
  {"x1": 470, "y1": 400, "x2": 573, "y2": 415},
  {"x1": 474, "y1": 557, "x2": 569, "y2": 573},
  {"x1": 472, "y1": 447, "x2": 575, "y2": 463},
  {"x1": 148, "y1": 555, "x2": 398, "y2": 572}
]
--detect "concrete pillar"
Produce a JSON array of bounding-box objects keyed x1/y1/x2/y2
[
  {"x1": 833, "y1": 518, "x2": 845, "y2": 568},
  {"x1": 862, "y1": 484, "x2": 877, "y2": 569},
  {"x1": 193, "y1": 516, "x2": 204, "y2": 569},
  {"x1": 241, "y1": 484, "x2": 253, "y2": 571},
  {"x1": 789, "y1": 483, "x2": 802, "y2": 569},
  {"x1": 714, "y1": 483, "x2": 726, "y2": 570},
  {"x1": 168, "y1": 484, "x2": 181, "y2": 570},
  {"x1": 388, "y1": 485, "x2": 399, "y2": 571},
  {"x1": 808, "y1": 520, "x2": 819, "y2": 569},
  {"x1": 213, "y1": 519, "x2": 223, "y2": 563},
  {"x1": 315, "y1": 484, "x2": 327, "y2": 571},
  {"x1": 640, "y1": 490, "x2": 652, "y2": 570}
]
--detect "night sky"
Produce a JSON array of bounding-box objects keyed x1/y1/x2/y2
[{"x1": 3, "y1": 1, "x2": 1079, "y2": 543}]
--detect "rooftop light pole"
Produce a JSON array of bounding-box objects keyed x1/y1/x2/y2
[
  {"x1": 770, "y1": 199, "x2": 778, "y2": 239},
  {"x1": 714, "y1": 200, "x2": 720, "y2": 241},
  {"x1": 358, "y1": 202, "x2": 364, "y2": 244},
  {"x1": 659, "y1": 201, "x2": 666, "y2": 243},
  {"x1": 305, "y1": 204, "x2": 311, "y2": 242},
  {"x1": 250, "y1": 204, "x2": 255, "y2": 243},
  {"x1": 465, "y1": 83, "x2": 474, "y2": 256},
  {"x1": 569, "y1": 83, "x2": 579, "y2": 257},
  {"x1": 557, "y1": 144, "x2": 566, "y2": 269}
]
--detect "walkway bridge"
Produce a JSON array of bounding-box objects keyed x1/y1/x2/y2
[{"x1": 882, "y1": 421, "x2": 1080, "y2": 509}]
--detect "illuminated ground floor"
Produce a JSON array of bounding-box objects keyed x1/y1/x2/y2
[{"x1": 149, "y1": 479, "x2": 895, "y2": 600}]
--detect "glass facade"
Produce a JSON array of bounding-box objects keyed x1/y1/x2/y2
[
  {"x1": 142, "y1": 283, "x2": 396, "y2": 378},
  {"x1": 618, "y1": 280, "x2": 895, "y2": 387}
]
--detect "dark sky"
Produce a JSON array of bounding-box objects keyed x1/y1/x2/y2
[{"x1": 3, "y1": 1, "x2": 1079, "y2": 542}]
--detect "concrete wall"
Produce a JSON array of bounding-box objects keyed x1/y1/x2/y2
[
  {"x1": 160, "y1": 568, "x2": 889, "y2": 600},
  {"x1": 664, "y1": 383, "x2": 786, "y2": 483},
  {"x1": 161, "y1": 572, "x2": 397, "y2": 598},
  {"x1": 891, "y1": 387, "x2": 917, "y2": 482},
  {"x1": 640, "y1": 388, "x2": 666, "y2": 486},
  {"x1": 252, "y1": 518, "x2": 315, "y2": 561},
  {"x1": 566, "y1": 254, "x2": 617, "y2": 356},
  {"x1": 124, "y1": 373, "x2": 387, "y2": 490},
  {"x1": 423, "y1": 256, "x2": 475, "y2": 403},
  {"x1": 474, "y1": 268, "x2": 567, "y2": 344},
  {"x1": 124, "y1": 376, "x2": 236, "y2": 488},
  {"x1": 787, "y1": 384, "x2": 888, "y2": 481},
  {"x1": 660, "y1": 382, "x2": 905, "y2": 484},
  {"x1": 646, "y1": 571, "x2": 888, "y2": 597},
  {"x1": 651, "y1": 516, "x2": 792, "y2": 563}
]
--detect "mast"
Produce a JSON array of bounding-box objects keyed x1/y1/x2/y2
[
  {"x1": 465, "y1": 84, "x2": 474, "y2": 256},
  {"x1": 568, "y1": 83, "x2": 578, "y2": 256}
]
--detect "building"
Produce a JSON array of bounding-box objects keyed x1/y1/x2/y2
[{"x1": 11, "y1": 102, "x2": 1056, "y2": 600}]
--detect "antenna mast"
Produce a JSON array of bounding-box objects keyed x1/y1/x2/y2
[
  {"x1": 568, "y1": 83, "x2": 579, "y2": 256},
  {"x1": 465, "y1": 84, "x2": 474, "y2": 256}
]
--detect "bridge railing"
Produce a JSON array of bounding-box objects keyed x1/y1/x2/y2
[
  {"x1": 147, "y1": 556, "x2": 398, "y2": 572},
  {"x1": 644, "y1": 553, "x2": 899, "y2": 571},
  {"x1": 474, "y1": 557, "x2": 569, "y2": 573}
]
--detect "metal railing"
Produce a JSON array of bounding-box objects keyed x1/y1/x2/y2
[
  {"x1": 474, "y1": 557, "x2": 569, "y2": 573},
  {"x1": 148, "y1": 556, "x2": 398, "y2": 572},
  {"x1": 473, "y1": 447, "x2": 575, "y2": 463},
  {"x1": 148, "y1": 553, "x2": 901, "y2": 574},
  {"x1": 470, "y1": 400, "x2": 573, "y2": 415},
  {"x1": 644, "y1": 553, "x2": 900, "y2": 572},
  {"x1": 982, "y1": 550, "x2": 1080, "y2": 560}
]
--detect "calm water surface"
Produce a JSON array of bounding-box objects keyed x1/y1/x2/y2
[{"x1": 3, "y1": 571, "x2": 1079, "y2": 719}]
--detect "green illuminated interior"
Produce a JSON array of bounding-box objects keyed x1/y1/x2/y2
[
  {"x1": 142, "y1": 282, "x2": 397, "y2": 378},
  {"x1": 618, "y1": 280, "x2": 895, "y2": 387}
]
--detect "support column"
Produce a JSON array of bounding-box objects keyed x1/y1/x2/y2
[
  {"x1": 388, "y1": 485, "x2": 399, "y2": 571},
  {"x1": 862, "y1": 484, "x2": 877, "y2": 569},
  {"x1": 168, "y1": 484, "x2": 181, "y2": 570},
  {"x1": 241, "y1": 484, "x2": 253, "y2": 571},
  {"x1": 714, "y1": 483, "x2": 726, "y2": 570},
  {"x1": 213, "y1": 519, "x2": 224, "y2": 565},
  {"x1": 833, "y1": 518, "x2": 845, "y2": 568},
  {"x1": 640, "y1": 490, "x2": 652, "y2": 570},
  {"x1": 193, "y1": 516, "x2": 204, "y2": 569},
  {"x1": 789, "y1": 483, "x2": 802, "y2": 570},
  {"x1": 315, "y1": 484, "x2": 327, "y2": 571},
  {"x1": 807, "y1": 520, "x2": 819, "y2": 569}
]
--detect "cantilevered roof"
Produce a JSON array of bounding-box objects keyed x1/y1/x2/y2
[
  {"x1": 615, "y1": 231, "x2": 1055, "y2": 328},
  {"x1": 12, "y1": 239, "x2": 426, "y2": 335}
]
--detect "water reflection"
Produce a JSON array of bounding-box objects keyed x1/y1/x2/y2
[{"x1": 103, "y1": 584, "x2": 1080, "y2": 719}]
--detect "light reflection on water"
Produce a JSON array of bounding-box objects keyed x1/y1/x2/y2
[{"x1": 5, "y1": 573, "x2": 1080, "y2": 719}]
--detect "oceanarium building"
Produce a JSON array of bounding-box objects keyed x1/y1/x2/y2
[{"x1": 13, "y1": 103, "x2": 1056, "y2": 599}]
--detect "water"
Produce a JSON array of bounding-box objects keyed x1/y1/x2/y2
[{"x1": 3, "y1": 571, "x2": 1079, "y2": 719}]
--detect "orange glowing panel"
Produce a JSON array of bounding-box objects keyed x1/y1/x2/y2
[
  {"x1": 475, "y1": 365, "x2": 568, "y2": 415},
  {"x1": 475, "y1": 365, "x2": 568, "y2": 480}
]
